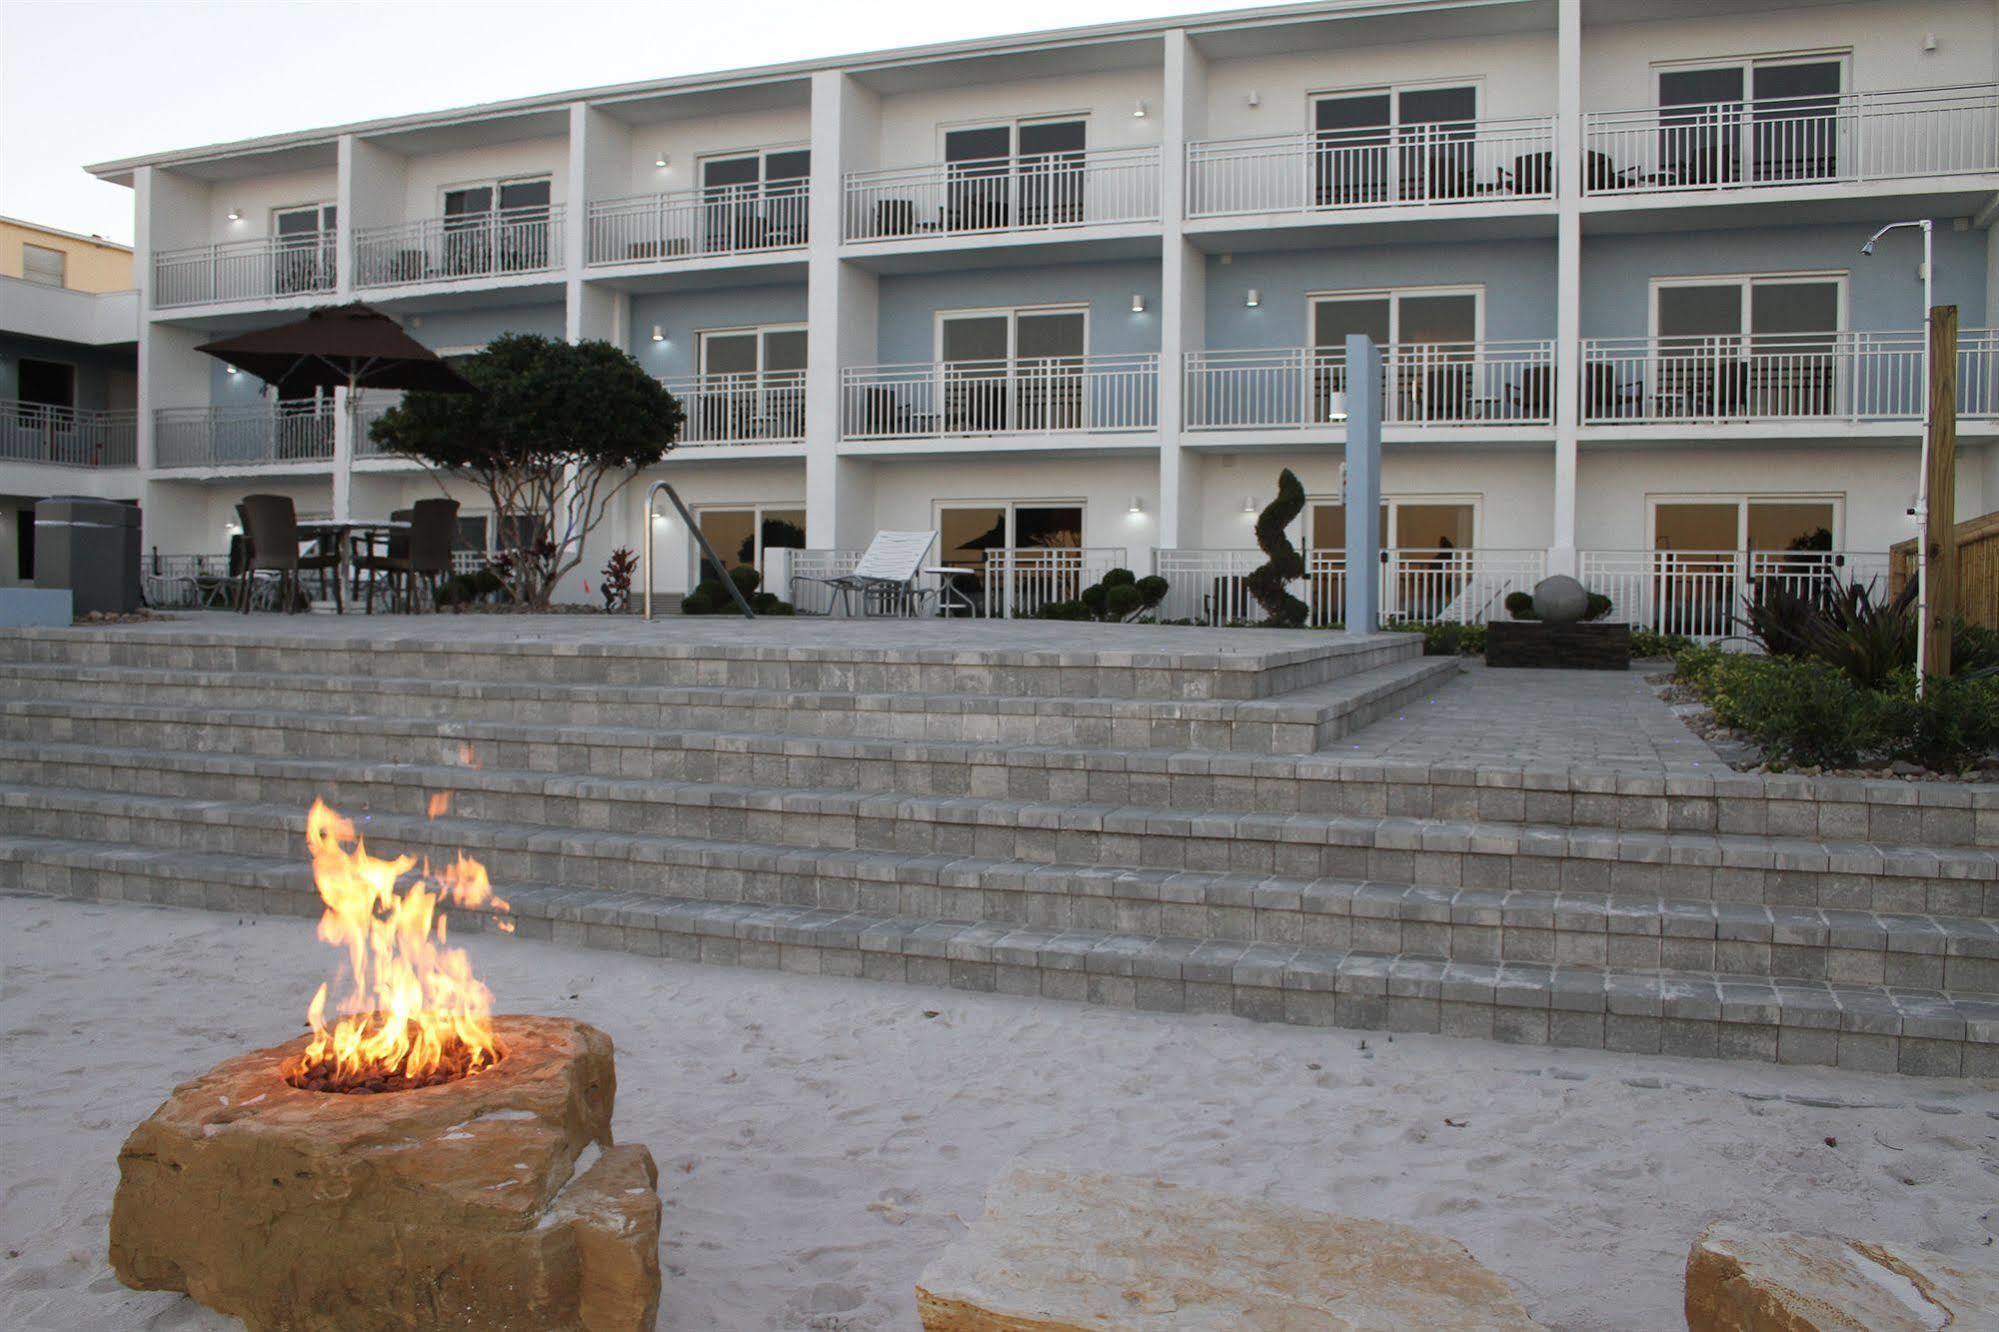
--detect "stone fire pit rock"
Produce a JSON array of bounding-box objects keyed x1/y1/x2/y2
[{"x1": 109, "y1": 1015, "x2": 660, "y2": 1332}]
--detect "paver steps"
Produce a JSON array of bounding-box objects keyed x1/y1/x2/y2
[{"x1": 1, "y1": 621, "x2": 1993, "y2": 1078}]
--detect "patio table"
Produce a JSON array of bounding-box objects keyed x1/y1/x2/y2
[{"x1": 296, "y1": 519, "x2": 409, "y2": 609}]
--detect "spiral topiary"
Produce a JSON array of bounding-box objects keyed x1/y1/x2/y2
[{"x1": 1245, "y1": 468, "x2": 1309, "y2": 628}]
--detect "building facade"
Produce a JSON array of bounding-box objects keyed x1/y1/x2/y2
[
  {"x1": 0, "y1": 218, "x2": 139, "y2": 585},
  {"x1": 72, "y1": 0, "x2": 1999, "y2": 627}
]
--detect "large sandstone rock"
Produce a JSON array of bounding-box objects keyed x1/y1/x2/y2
[
  {"x1": 916, "y1": 1162, "x2": 1542, "y2": 1331},
  {"x1": 110, "y1": 1016, "x2": 660, "y2": 1332},
  {"x1": 1686, "y1": 1224, "x2": 1999, "y2": 1331}
]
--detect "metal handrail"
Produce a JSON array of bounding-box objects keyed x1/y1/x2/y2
[{"x1": 642, "y1": 479, "x2": 755, "y2": 620}]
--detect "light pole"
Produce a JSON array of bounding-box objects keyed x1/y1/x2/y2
[{"x1": 1860, "y1": 218, "x2": 1934, "y2": 694}]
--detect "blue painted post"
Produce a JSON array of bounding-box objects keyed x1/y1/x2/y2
[{"x1": 1343, "y1": 333, "x2": 1382, "y2": 634}]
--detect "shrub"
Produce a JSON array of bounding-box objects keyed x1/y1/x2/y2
[
  {"x1": 1394, "y1": 622, "x2": 1486, "y2": 656},
  {"x1": 1875, "y1": 673, "x2": 1999, "y2": 773},
  {"x1": 1503, "y1": 590, "x2": 1535, "y2": 620},
  {"x1": 1630, "y1": 629, "x2": 1694, "y2": 659},
  {"x1": 1699, "y1": 656, "x2": 1881, "y2": 769},
  {"x1": 599, "y1": 547, "x2": 637, "y2": 613},
  {"x1": 435, "y1": 566, "x2": 506, "y2": 608},
  {"x1": 1033, "y1": 567, "x2": 1170, "y2": 623},
  {"x1": 1244, "y1": 470, "x2": 1308, "y2": 627},
  {"x1": 682, "y1": 564, "x2": 793, "y2": 616}
]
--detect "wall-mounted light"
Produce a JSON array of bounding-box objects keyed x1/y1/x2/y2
[
  {"x1": 1323, "y1": 391, "x2": 1349, "y2": 423},
  {"x1": 1132, "y1": 99, "x2": 1148, "y2": 118},
  {"x1": 1244, "y1": 288, "x2": 1261, "y2": 308},
  {"x1": 1243, "y1": 497, "x2": 1257, "y2": 514},
  {"x1": 1130, "y1": 293, "x2": 1146, "y2": 314},
  {"x1": 651, "y1": 324, "x2": 666, "y2": 342},
  {"x1": 655, "y1": 152, "x2": 670, "y2": 168},
  {"x1": 1128, "y1": 495, "x2": 1144, "y2": 514},
  {"x1": 226, "y1": 207, "x2": 243, "y2": 222},
  {"x1": 1246, "y1": 90, "x2": 1262, "y2": 108},
  {"x1": 225, "y1": 365, "x2": 239, "y2": 375}
]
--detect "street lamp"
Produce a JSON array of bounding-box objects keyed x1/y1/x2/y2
[{"x1": 1860, "y1": 218, "x2": 1934, "y2": 694}]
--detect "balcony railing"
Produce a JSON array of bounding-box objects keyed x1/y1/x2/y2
[
  {"x1": 354, "y1": 206, "x2": 563, "y2": 287},
  {"x1": 1584, "y1": 84, "x2": 1999, "y2": 196},
  {"x1": 1187, "y1": 116, "x2": 1557, "y2": 217},
  {"x1": 1184, "y1": 340, "x2": 1556, "y2": 430},
  {"x1": 661, "y1": 371, "x2": 806, "y2": 445},
  {"x1": 153, "y1": 234, "x2": 338, "y2": 308},
  {"x1": 789, "y1": 545, "x2": 1127, "y2": 618},
  {"x1": 841, "y1": 355, "x2": 1158, "y2": 440},
  {"x1": 1581, "y1": 329, "x2": 1999, "y2": 425},
  {"x1": 1152, "y1": 547, "x2": 1546, "y2": 627},
  {"x1": 154, "y1": 402, "x2": 336, "y2": 468},
  {"x1": 1582, "y1": 549, "x2": 1891, "y2": 640},
  {"x1": 1, "y1": 401, "x2": 137, "y2": 468},
  {"x1": 587, "y1": 185, "x2": 808, "y2": 265},
  {"x1": 843, "y1": 147, "x2": 1160, "y2": 242}
]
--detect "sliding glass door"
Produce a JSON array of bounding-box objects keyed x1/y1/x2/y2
[
  {"x1": 696, "y1": 326, "x2": 807, "y2": 440},
  {"x1": 1654, "y1": 276, "x2": 1841, "y2": 417},
  {"x1": 1313, "y1": 85, "x2": 1477, "y2": 205},
  {"x1": 938, "y1": 308, "x2": 1086, "y2": 433},
  {"x1": 944, "y1": 119, "x2": 1087, "y2": 232},
  {"x1": 1310, "y1": 289, "x2": 1480, "y2": 421},
  {"x1": 700, "y1": 148, "x2": 811, "y2": 252},
  {"x1": 1657, "y1": 57, "x2": 1844, "y2": 186}
]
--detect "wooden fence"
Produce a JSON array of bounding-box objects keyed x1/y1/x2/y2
[{"x1": 1891, "y1": 510, "x2": 1999, "y2": 627}]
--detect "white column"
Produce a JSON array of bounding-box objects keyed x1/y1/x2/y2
[
  {"x1": 1157, "y1": 28, "x2": 1208, "y2": 554},
  {"x1": 1549, "y1": 0, "x2": 1582, "y2": 577},
  {"x1": 341, "y1": 136, "x2": 404, "y2": 295},
  {"x1": 332, "y1": 389, "x2": 354, "y2": 521},
  {"x1": 805, "y1": 70, "x2": 879, "y2": 550}
]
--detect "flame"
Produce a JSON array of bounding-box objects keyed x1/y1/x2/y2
[
  {"x1": 427, "y1": 792, "x2": 452, "y2": 819},
  {"x1": 288, "y1": 799, "x2": 510, "y2": 1092}
]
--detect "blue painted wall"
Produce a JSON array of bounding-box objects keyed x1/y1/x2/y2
[
  {"x1": 875, "y1": 260, "x2": 1161, "y2": 363},
  {"x1": 1581, "y1": 224, "x2": 1989, "y2": 337},
  {"x1": 627, "y1": 285, "x2": 809, "y2": 379},
  {"x1": 1, "y1": 333, "x2": 135, "y2": 411},
  {"x1": 1205, "y1": 240, "x2": 1559, "y2": 349},
  {"x1": 406, "y1": 303, "x2": 565, "y2": 352}
]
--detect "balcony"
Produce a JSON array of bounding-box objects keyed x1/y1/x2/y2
[
  {"x1": 154, "y1": 402, "x2": 335, "y2": 468},
  {"x1": 153, "y1": 235, "x2": 338, "y2": 309},
  {"x1": 1184, "y1": 341, "x2": 1556, "y2": 431},
  {"x1": 842, "y1": 148, "x2": 1160, "y2": 243},
  {"x1": 661, "y1": 371, "x2": 805, "y2": 446},
  {"x1": 1, "y1": 402, "x2": 137, "y2": 468},
  {"x1": 587, "y1": 186, "x2": 808, "y2": 266},
  {"x1": 354, "y1": 206, "x2": 563, "y2": 288},
  {"x1": 840, "y1": 355, "x2": 1158, "y2": 441},
  {"x1": 1186, "y1": 117, "x2": 1556, "y2": 218},
  {"x1": 1581, "y1": 330, "x2": 1999, "y2": 426},
  {"x1": 1583, "y1": 85, "x2": 1999, "y2": 197}
]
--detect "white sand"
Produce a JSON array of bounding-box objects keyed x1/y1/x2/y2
[{"x1": 2, "y1": 896, "x2": 1994, "y2": 1332}]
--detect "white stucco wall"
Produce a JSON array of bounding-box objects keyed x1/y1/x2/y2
[{"x1": 873, "y1": 68, "x2": 1164, "y2": 168}]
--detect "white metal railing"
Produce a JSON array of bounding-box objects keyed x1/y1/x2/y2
[
  {"x1": 841, "y1": 355, "x2": 1158, "y2": 440},
  {"x1": 1, "y1": 401, "x2": 138, "y2": 467},
  {"x1": 153, "y1": 402, "x2": 336, "y2": 468},
  {"x1": 153, "y1": 234, "x2": 338, "y2": 307},
  {"x1": 1581, "y1": 329, "x2": 1999, "y2": 425},
  {"x1": 355, "y1": 206, "x2": 563, "y2": 287},
  {"x1": 1184, "y1": 341, "x2": 1555, "y2": 430},
  {"x1": 1187, "y1": 116, "x2": 1556, "y2": 217},
  {"x1": 1152, "y1": 547, "x2": 1545, "y2": 627},
  {"x1": 785, "y1": 548, "x2": 864, "y2": 615},
  {"x1": 1584, "y1": 84, "x2": 1999, "y2": 196},
  {"x1": 843, "y1": 147, "x2": 1160, "y2": 242},
  {"x1": 661, "y1": 371, "x2": 806, "y2": 445},
  {"x1": 353, "y1": 392, "x2": 405, "y2": 457},
  {"x1": 587, "y1": 185, "x2": 808, "y2": 264},
  {"x1": 1580, "y1": 549, "x2": 1891, "y2": 640},
  {"x1": 787, "y1": 546, "x2": 1126, "y2": 618}
]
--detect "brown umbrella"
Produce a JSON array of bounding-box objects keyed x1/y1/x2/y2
[{"x1": 195, "y1": 303, "x2": 477, "y2": 398}]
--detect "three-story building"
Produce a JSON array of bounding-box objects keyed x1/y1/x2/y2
[{"x1": 84, "y1": 0, "x2": 1999, "y2": 628}]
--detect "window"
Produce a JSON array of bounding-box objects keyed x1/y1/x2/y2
[
  {"x1": 454, "y1": 514, "x2": 489, "y2": 557},
  {"x1": 697, "y1": 148, "x2": 810, "y2": 251},
  {"x1": 935, "y1": 500, "x2": 1086, "y2": 614},
  {"x1": 16, "y1": 358, "x2": 77, "y2": 409},
  {"x1": 495, "y1": 512, "x2": 548, "y2": 554},
  {"x1": 691, "y1": 325, "x2": 807, "y2": 440},
  {"x1": 691, "y1": 504, "x2": 805, "y2": 586},
  {"x1": 273, "y1": 203, "x2": 336, "y2": 294},
  {"x1": 1311, "y1": 84, "x2": 1480, "y2": 204},
  {"x1": 1655, "y1": 54, "x2": 1846, "y2": 184},
  {"x1": 942, "y1": 117, "x2": 1087, "y2": 230},
  {"x1": 1310, "y1": 287, "x2": 1484, "y2": 422},
  {"x1": 440, "y1": 176, "x2": 553, "y2": 275},
  {"x1": 1651, "y1": 273, "x2": 1844, "y2": 417},
  {"x1": 1652, "y1": 496, "x2": 1840, "y2": 553},
  {"x1": 21, "y1": 243, "x2": 66, "y2": 287},
  {"x1": 936, "y1": 306, "x2": 1087, "y2": 433}
]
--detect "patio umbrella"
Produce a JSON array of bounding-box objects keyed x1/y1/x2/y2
[{"x1": 195, "y1": 303, "x2": 477, "y2": 399}]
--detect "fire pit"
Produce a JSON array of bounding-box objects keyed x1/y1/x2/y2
[{"x1": 109, "y1": 801, "x2": 661, "y2": 1331}]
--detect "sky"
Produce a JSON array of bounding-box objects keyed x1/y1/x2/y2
[{"x1": 3, "y1": 0, "x2": 1282, "y2": 246}]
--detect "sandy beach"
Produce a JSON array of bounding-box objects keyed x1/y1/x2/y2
[{"x1": 2, "y1": 894, "x2": 1994, "y2": 1331}]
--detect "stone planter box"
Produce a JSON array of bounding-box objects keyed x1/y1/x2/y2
[{"x1": 1485, "y1": 620, "x2": 1631, "y2": 670}]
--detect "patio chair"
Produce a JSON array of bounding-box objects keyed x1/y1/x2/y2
[
  {"x1": 794, "y1": 530, "x2": 938, "y2": 617},
  {"x1": 353, "y1": 499, "x2": 458, "y2": 612},
  {"x1": 238, "y1": 493, "x2": 342, "y2": 614}
]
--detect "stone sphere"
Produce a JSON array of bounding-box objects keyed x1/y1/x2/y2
[{"x1": 1532, "y1": 574, "x2": 1590, "y2": 626}]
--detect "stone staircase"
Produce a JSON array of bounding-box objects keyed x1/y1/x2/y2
[{"x1": 0, "y1": 621, "x2": 1993, "y2": 1079}]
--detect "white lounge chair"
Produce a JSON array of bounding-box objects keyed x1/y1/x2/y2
[{"x1": 796, "y1": 530, "x2": 938, "y2": 616}]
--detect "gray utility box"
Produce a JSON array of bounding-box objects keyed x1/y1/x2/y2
[{"x1": 35, "y1": 496, "x2": 142, "y2": 615}]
